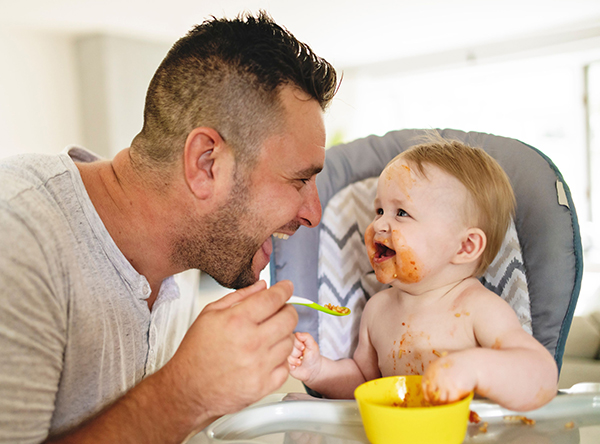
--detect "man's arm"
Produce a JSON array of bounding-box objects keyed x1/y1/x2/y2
[{"x1": 45, "y1": 280, "x2": 298, "y2": 444}]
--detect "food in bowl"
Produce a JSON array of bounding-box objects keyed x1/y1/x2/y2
[{"x1": 355, "y1": 375, "x2": 473, "y2": 444}]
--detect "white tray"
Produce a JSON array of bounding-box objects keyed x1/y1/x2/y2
[{"x1": 190, "y1": 389, "x2": 600, "y2": 444}]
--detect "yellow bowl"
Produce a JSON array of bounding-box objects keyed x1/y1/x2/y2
[{"x1": 354, "y1": 376, "x2": 473, "y2": 444}]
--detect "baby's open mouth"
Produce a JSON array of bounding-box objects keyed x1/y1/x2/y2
[{"x1": 375, "y1": 242, "x2": 396, "y2": 260}]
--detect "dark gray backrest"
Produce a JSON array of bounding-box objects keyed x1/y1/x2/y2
[{"x1": 270, "y1": 128, "x2": 583, "y2": 372}]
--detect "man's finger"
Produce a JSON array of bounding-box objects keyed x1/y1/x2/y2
[
  {"x1": 257, "y1": 304, "x2": 298, "y2": 348},
  {"x1": 204, "y1": 279, "x2": 267, "y2": 312},
  {"x1": 237, "y1": 280, "x2": 294, "y2": 324}
]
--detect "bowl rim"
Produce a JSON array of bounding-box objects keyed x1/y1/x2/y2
[{"x1": 354, "y1": 375, "x2": 474, "y2": 410}]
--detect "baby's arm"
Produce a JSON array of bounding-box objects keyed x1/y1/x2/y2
[
  {"x1": 423, "y1": 293, "x2": 558, "y2": 411},
  {"x1": 287, "y1": 332, "x2": 367, "y2": 399},
  {"x1": 287, "y1": 301, "x2": 381, "y2": 399}
]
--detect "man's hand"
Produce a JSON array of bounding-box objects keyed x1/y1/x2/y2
[
  {"x1": 163, "y1": 279, "x2": 298, "y2": 425},
  {"x1": 45, "y1": 280, "x2": 298, "y2": 444}
]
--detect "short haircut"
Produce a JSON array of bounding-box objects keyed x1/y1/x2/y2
[
  {"x1": 393, "y1": 136, "x2": 516, "y2": 276},
  {"x1": 131, "y1": 11, "x2": 337, "y2": 171}
]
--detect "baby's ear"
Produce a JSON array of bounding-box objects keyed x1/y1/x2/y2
[{"x1": 452, "y1": 228, "x2": 486, "y2": 265}]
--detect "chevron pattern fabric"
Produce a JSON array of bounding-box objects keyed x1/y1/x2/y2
[
  {"x1": 481, "y1": 218, "x2": 532, "y2": 335},
  {"x1": 317, "y1": 178, "x2": 532, "y2": 361}
]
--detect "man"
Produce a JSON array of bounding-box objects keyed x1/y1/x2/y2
[{"x1": 0, "y1": 12, "x2": 337, "y2": 443}]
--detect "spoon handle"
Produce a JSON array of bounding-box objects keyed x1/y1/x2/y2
[{"x1": 287, "y1": 296, "x2": 351, "y2": 316}]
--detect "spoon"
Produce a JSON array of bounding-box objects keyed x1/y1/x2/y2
[{"x1": 287, "y1": 296, "x2": 351, "y2": 316}]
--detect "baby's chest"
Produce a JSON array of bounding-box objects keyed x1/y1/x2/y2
[{"x1": 371, "y1": 315, "x2": 476, "y2": 377}]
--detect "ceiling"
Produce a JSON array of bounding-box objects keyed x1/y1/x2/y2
[{"x1": 2, "y1": 0, "x2": 600, "y2": 68}]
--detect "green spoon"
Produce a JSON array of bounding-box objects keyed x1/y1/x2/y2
[{"x1": 287, "y1": 296, "x2": 351, "y2": 316}]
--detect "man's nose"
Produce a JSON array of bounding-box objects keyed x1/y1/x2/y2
[{"x1": 298, "y1": 181, "x2": 322, "y2": 228}]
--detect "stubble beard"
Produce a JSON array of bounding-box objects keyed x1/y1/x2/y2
[{"x1": 170, "y1": 175, "x2": 262, "y2": 289}]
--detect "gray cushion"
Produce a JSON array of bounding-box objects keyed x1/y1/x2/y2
[{"x1": 270, "y1": 128, "x2": 583, "y2": 372}]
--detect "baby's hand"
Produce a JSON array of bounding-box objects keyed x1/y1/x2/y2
[
  {"x1": 287, "y1": 332, "x2": 322, "y2": 382},
  {"x1": 422, "y1": 354, "x2": 476, "y2": 405}
]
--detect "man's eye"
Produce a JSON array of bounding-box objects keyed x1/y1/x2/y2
[{"x1": 397, "y1": 209, "x2": 408, "y2": 217}]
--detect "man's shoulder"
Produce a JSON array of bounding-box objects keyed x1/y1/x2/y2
[
  {"x1": 0, "y1": 152, "x2": 71, "y2": 200},
  {"x1": 0, "y1": 146, "x2": 98, "y2": 199},
  {"x1": 0, "y1": 151, "x2": 83, "y2": 249}
]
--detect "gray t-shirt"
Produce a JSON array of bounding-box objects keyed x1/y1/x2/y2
[{"x1": 0, "y1": 147, "x2": 195, "y2": 442}]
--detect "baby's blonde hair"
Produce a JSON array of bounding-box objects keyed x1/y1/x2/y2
[{"x1": 390, "y1": 135, "x2": 516, "y2": 277}]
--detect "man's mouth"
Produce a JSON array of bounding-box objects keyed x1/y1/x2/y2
[{"x1": 374, "y1": 242, "x2": 396, "y2": 261}]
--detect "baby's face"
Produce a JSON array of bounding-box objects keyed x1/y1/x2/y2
[{"x1": 364, "y1": 158, "x2": 471, "y2": 287}]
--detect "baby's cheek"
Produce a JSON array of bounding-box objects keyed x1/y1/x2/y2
[
  {"x1": 396, "y1": 247, "x2": 424, "y2": 283},
  {"x1": 364, "y1": 224, "x2": 376, "y2": 264}
]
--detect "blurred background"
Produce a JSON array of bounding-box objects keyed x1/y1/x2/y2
[{"x1": 2, "y1": 0, "x2": 600, "y2": 387}]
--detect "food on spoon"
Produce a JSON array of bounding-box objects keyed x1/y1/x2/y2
[
  {"x1": 479, "y1": 422, "x2": 488, "y2": 433},
  {"x1": 565, "y1": 421, "x2": 575, "y2": 429},
  {"x1": 324, "y1": 303, "x2": 351, "y2": 315}
]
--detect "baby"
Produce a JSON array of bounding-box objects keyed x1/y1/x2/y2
[{"x1": 288, "y1": 137, "x2": 558, "y2": 411}]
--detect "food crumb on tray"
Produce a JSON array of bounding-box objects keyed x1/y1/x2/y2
[
  {"x1": 469, "y1": 410, "x2": 481, "y2": 424},
  {"x1": 503, "y1": 415, "x2": 536, "y2": 425}
]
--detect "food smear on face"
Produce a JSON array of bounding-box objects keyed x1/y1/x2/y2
[
  {"x1": 385, "y1": 160, "x2": 416, "y2": 201},
  {"x1": 396, "y1": 246, "x2": 423, "y2": 283},
  {"x1": 323, "y1": 303, "x2": 350, "y2": 315},
  {"x1": 364, "y1": 224, "x2": 425, "y2": 285}
]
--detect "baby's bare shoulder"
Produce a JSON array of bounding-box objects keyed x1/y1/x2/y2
[
  {"x1": 457, "y1": 279, "x2": 511, "y2": 310},
  {"x1": 458, "y1": 280, "x2": 523, "y2": 332},
  {"x1": 363, "y1": 287, "x2": 397, "y2": 313}
]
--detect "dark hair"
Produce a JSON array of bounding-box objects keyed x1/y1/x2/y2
[{"x1": 131, "y1": 11, "x2": 338, "y2": 170}]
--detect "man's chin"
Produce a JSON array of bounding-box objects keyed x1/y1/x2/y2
[{"x1": 219, "y1": 269, "x2": 256, "y2": 290}]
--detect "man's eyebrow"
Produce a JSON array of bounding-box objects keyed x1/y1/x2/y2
[{"x1": 296, "y1": 165, "x2": 323, "y2": 177}]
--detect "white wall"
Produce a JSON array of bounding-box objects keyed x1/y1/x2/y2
[
  {"x1": 0, "y1": 28, "x2": 82, "y2": 159},
  {"x1": 0, "y1": 28, "x2": 170, "y2": 160},
  {"x1": 327, "y1": 34, "x2": 600, "y2": 225},
  {"x1": 75, "y1": 35, "x2": 170, "y2": 158}
]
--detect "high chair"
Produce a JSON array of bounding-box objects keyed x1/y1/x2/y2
[{"x1": 270, "y1": 128, "x2": 582, "y2": 377}]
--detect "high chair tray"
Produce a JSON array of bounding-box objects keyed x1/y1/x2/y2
[{"x1": 189, "y1": 390, "x2": 600, "y2": 444}]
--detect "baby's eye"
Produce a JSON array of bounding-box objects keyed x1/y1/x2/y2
[
  {"x1": 397, "y1": 209, "x2": 408, "y2": 217},
  {"x1": 376, "y1": 208, "x2": 384, "y2": 216}
]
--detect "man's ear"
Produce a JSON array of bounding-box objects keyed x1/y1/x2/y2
[
  {"x1": 183, "y1": 127, "x2": 227, "y2": 200},
  {"x1": 452, "y1": 228, "x2": 486, "y2": 265}
]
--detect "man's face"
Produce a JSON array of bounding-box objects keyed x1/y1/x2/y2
[{"x1": 173, "y1": 86, "x2": 326, "y2": 288}]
